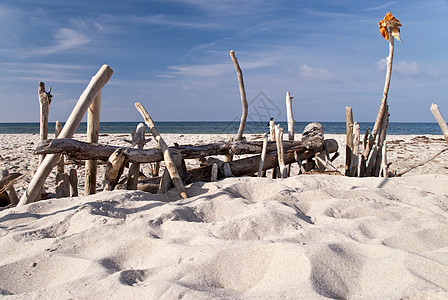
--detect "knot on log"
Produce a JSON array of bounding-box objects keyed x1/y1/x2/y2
[{"x1": 302, "y1": 122, "x2": 324, "y2": 149}]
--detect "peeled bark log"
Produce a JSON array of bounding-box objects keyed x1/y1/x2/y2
[
  {"x1": 85, "y1": 90, "x2": 101, "y2": 195},
  {"x1": 345, "y1": 106, "x2": 354, "y2": 176},
  {"x1": 69, "y1": 168, "x2": 78, "y2": 197},
  {"x1": 230, "y1": 50, "x2": 248, "y2": 141},
  {"x1": 286, "y1": 91, "x2": 295, "y2": 141},
  {"x1": 275, "y1": 125, "x2": 287, "y2": 178},
  {"x1": 35, "y1": 138, "x2": 303, "y2": 163},
  {"x1": 430, "y1": 103, "x2": 448, "y2": 145},
  {"x1": 18, "y1": 65, "x2": 113, "y2": 206},
  {"x1": 39, "y1": 82, "x2": 52, "y2": 165},
  {"x1": 349, "y1": 122, "x2": 360, "y2": 177},
  {"x1": 104, "y1": 148, "x2": 127, "y2": 191},
  {"x1": 258, "y1": 133, "x2": 268, "y2": 177}
]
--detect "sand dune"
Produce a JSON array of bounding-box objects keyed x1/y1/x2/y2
[{"x1": 1, "y1": 133, "x2": 448, "y2": 298}]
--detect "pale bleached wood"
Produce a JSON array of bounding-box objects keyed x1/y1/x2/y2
[
  {"x1": 18, "y1": 64, "x2": 113, "y2": 206},
  {"x1": 55, "y1": 173, "x2": 70, "y2": 198},
  {"x1": 294, "y1": 152, "x2": 306, "y2": 174},
  {"x1": 126, "y1": 123, "x2": 146, "y2": 190},
  {"x1": 269, "y1": 118, "x2": 275, "y2": 141},
  {"x1": 374, "y1": 105, "x2": 389, "y2": 177},
  {"x1": 85, "y1": 90, "x2": 101, "y2": 195},
  {"x1": 302, "y1": 122, "x2": 324, "y2": 150},
  {"x1": 365, "y1": 145, "x2": 379, "y2": 176},
  {"x1": 39, "y1": 82, "x2": 52, "y2": 165},
  {"x1": 158, "y1": 151, "x2": 184, "y2": 194},
  {"x1": 104, "y1": 148, "x2": 126, "y2": 191},
  {"x1": 1, "y1": 170, "x2": 20, "y2": 205},
  {"x1": 430, "y1": 103, "x2": 448, "y2": 145},
  {"x1": 230, "y1": 50, "x2": 248, "y2": 141},
  {"x1": 363, "y1": 35, "x2": 395, "y2": 161},
  {"x1": 69, "y1": 168, "x2": 78, "y2": 197},
  {"x1": 223, "y1": 163, "x2": 234, "y2": 177},
  {"x1": 275, "y1": 124, "x2": 287, "y2": 178},
  {"x1": 286, "y1": 91, "x2": 295, "y2": 141},
  {"x1": 380, "y1": 140, "x2": 388, "y2": 177},
  {"x1": 135, "y1": 102, "x2": 187, "y2": 199},
  {"x1": 345, "y1": 106, "x2": 354, "y2": 176},
  {"x1": 35, "y1": 138, "x2": 303, "y2": 163},
  {"x1": 359, "y1": 127, "x2": 371, "y2": 177},
  {"x1": 55, "y1": 121, "x2": 64, "y2": 175},
  {"x1": 211, "y1": 163, "x2": 218, "y2": 181},
  {"x1": 258, "y1": 133, "x2": 268, "y2": 177},
  {"x1": 349, "y1": 122, "x2": 360, "y2": 177}
]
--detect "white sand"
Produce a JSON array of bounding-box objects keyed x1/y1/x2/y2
[{"x1": 1, "y1": 133, "x2": 448, "y2": 298}]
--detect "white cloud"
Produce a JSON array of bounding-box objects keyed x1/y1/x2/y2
[
  {"x1": 169, "y1": 63, "x2": 233, "y2": 77},
  {"x1": 395, "y1": 61, "x2": 421, "y2": 76},
  {"x1": 366, "y1": 2, "x2": 397, "y2": 11},
  {"x1": 36, "y1": 28, "x2": 90, "y2": 55},
  {"x1": 298, "y1": 64, "x2": 337, "y2": 81},
  {"x1": 376, "y1": 58, "x2": 387, "y2": 71}
]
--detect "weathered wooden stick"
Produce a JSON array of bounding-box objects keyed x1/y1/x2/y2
[
  {"x1": 55, "y1": 173, "x2": 70, "y2": 198},
  {"x1": 135, "y1": 102, "x2": 187, "y2": 199},
  {"x1": 35, "y1": 138, "x2": 303, "y2": 163},
  {"x1": 158, "y1": 151, "x2": 185, "y2": 193},
  {"x1": 374, "y1": 105, "x2": 389, "y2": 176},
  {"x1": 430, "y1": 103, "x2": 448, "y2": 145},
  {"x1": 363, "y1": 34, "x2": 395, "y2": 162},
  {"x1": 269, "y1": 118, "x2": 275, "y2": 141},
  {"x1": 230, "y1": 50, "x2": 248, "y2": 141},
  {"x1": 286, "y1": 91, "x2": 295, "y2": 141},
  {"x1": 380, "y1": 140, "x2": 388, "y2": 177},
  {"x1": 359, "y1": 127, "x2": 371, "y2": 177},
  {"x1": 18, "y1": 64, "x2": 113, "y2": 206},
  {"x1": 349, "y1": 122, "x2": 360, "y2": 177},
  {"x1": 0, "y1": 173, "x2": 24, "y2": 196},
  {"x1": 365, "y1": 145, "x2": 379, "y2": 176},
  {"x1": 69, "y1": 168, "x2": 78, "y2": 197},
  {"x1": 126, "y1": 123, "x2": 146, "y2": 190},
  {"x1": 104, "y1": 148, "x2": 126, "y2": 191},
  {"x1": 211, "y1": 163, "x2": 218, "y2": 181},
  {"x1": 314, "y1": 155, "x2": 341, "y2": 174},
  {"x1": 1, "y1": 170, "x2": 20, "y2": 205},
  {"x1": 85, "y1": 90, "x2": 101, "y2": 195},
  {"x1": 258, "y1": 133, "x2": 268, "y2": 177},
  {"x1": 275, "y1": 124, "x2": 287, "y2": 178},
  {"x1": 294, "y1": 152, "x2": 306, "y2": 174},
  {"x1": 39, "y1": 82, "x2": 52, "y2": 165},
  {"x1": 55, "y1": 121, "x2": 64, "y2": 175},
  {"x1": 345, "y1": 106, "x2": 354, "y2": 176}
]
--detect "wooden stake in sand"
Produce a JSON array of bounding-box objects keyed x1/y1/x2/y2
[
  {"x1": 286, "y1": 91, "x2": 295, "y2": 141},
  {"x1": 345, "y1": 106, "x2": 354, "y2": 176},
  {"x1": 230, "y1": 50, "x2": 248, "y2": 142},
  {"x1": 430, "y1": 103, "x2": 448, "y2": 145},
  {"x1": 135, "y1": 102, "x2": 188, "y2": 199},
  {"x1": 275, "y1": 124, "x2": 287, "y2": 178},
  {"x1": 55, "y1": 121, "x2": 70, "y2": 198},
  {"x1": 85, "y1": 90, "x2": 101, "y2": 195},
  {"x1": 126, "y1": 123, "x2": 147, "y2": 190},
  {"x1": 38, "y1": 82, "x2": 52, "y2": 165},
  {"x1": 362, "y1": 12, "x2": 401, "y2": 172},
  {"x1": 18, "y1": 65, "x2": 113, "y2": 206},
  {"x1": 349, "y1": 122, "x2": 360, "y2": 177},
  {"x1": 258, "y1": 133, "x2": 268, "y2": 177}
]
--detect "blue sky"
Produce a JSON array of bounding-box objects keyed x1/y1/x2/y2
[{"x1": 1, "y1": 0, "x2": 447, "y2": 123}]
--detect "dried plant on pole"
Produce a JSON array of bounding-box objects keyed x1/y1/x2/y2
[{"x1": 361, "y1": 11, "x2": 402, "y2": 177}]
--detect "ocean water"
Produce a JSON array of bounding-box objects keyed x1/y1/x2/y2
[{"x1": 0, "y1": 121, "x2": 443, "y2": 135}]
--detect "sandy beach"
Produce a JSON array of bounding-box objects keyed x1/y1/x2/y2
[{"x1": 1, "y1": 133, "x2": 448, "y2": 298}]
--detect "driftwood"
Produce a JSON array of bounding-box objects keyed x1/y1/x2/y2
[
  {"x1": 85, "y1": 90, "x2": 101, "y2": 195},
  {"x1": 104, "y1": 148, "x2": 126, "y2": 191},
  {"x1": 258, "y1": 133, "x2": 268, "y2": 177},
  {"x1": 188, "y1": 139, "x2": 338, "y2": 182},
  {"x1": 286, "y1": 91, "x2": 295, "y2": 141},
  {"x1": 39, "y1": 82, "x2": 52, "y2": 165},
  {"x1": 18, "y1": 65, "x2": 113, "y2": 206},
  {"x1": 69, "y1": 168, "x2": 78, "y2": 197},
  {"x1": 349, "y1": 122, "x2": 360, "y2": 177},
  {"x1": 275, "y1": 125, "x2": 287, "y2": 178},
  {"x1": 126, "y1": 123, "x2": 146, "y2": 190},
  {"x1": 0, "y1": 171, "x2": 22, "y2": 205},
  {"x1": 269, "y1": 118, "x2": 275, "y2": 141},
  {"x1": 430, "y1": 103, "x2": 448, "y2": 145},
  {"x1": 55, "y1": 121, "x2": 70, "y2": 198},
  {"x1": 230, "y1": 50, "x2": 248, "y2": 141},
  {"x1": 135, "y1": 102, "x2": 188, "y2": 199},
  {"x1": 302, "y1": 122, "x2": 324, "y2": 149},
  {"x1": 35, "y1": 138, "x2": 303, "y2": 163},
  {"x1": 345, "y1": 106, "x2": 354, "y2": 175}
]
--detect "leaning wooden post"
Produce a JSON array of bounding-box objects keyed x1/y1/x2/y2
[
  {"x1": 363, "y1": 12, "x2": 401, "y2": 165},
  {"x1": 345, "y1": 106, "x2": 354, "y2": 176},
  {"x1": 85, "y1": 90, "x2": 101, "y2": 195},
  {"x1": 430, "y1": 103, "x2": 448, "y2": 145},
  {"x1": 135, "y1": 102, "x2": 188, "y2": 199},
  {"x1": 230, "y1": 50, "x2": 248, "y2": 141},
  {"x1": 18, "y1": 65, "x2": 113, "y2": 206},
  {"x1": 55, "y1": 121, "x2": 69, "y2": 198},
  {"x1": 286, "y1": 91, "x2": 295, "y2": 141},
  {"x1": 258, "y1": 133, "x2": 268, "y2": 177},
  {"x1": 38, "y1": 82, "x2": 52, "y2": 165},
  {"x1": 349, "y1": 122, "x2": 360, "y2": 177},
  {"x1": 275, "y1": 124, "x2": 287, "y2": 178}
]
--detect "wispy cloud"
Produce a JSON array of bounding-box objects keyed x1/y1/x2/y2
[
  {"x1": 35, "y1": 28, "x2": 90, "y2": 55},
  {"x1": 298, "y1": 64, "x2": 338, "y2": 81},
  {"x1": 366, "y1": 2, "x2": 397, "y2": 11}
]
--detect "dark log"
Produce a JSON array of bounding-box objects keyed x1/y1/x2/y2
[{"x1": 35, "y1": 138, "x2": 304, "y2": 163}]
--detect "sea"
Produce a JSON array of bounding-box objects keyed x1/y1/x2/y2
[{"x1": 0, "y1": 121, "x2": 443, "y2": 136}]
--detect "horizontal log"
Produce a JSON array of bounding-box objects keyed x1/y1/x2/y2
[
  {"x1": 188, "y1": 139, "x2": 338, "y2": 181},
  {"x1": 34, "y1": 138, "x2": 305, "y2": 164}
]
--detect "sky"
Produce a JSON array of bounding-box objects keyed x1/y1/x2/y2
[{"x1": 1, "y1": 0, "x2": 447, "y2": 124}]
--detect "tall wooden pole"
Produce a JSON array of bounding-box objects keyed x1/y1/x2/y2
[
  {"x1": 38, "y1": 82, "x2": 52, "y2": 165},
  {"x1": 345, "y1": 106, "x2": 354, "y2": 176},
  {"x1": 85, "y1": 90, "x2": 101, "y2": 195},
  {"x1": 430, "y1": 103, "x2": 448, "y2": 145},
  {"x1": 230, "y1": 50, "x2": 248, "y2": 141},
  {"x1": 18, "y1": 65, "x2": 113, "y2": 206},
  {"x1": 286, "y1": 91, "x2": 295, "y2": 141}
]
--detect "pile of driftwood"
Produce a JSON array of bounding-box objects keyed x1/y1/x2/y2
[{"x1": 0, "y1": 58, "x2": 340, "y2": 207}]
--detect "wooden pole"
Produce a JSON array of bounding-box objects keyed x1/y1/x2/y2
[
  {"x1": 349, "y1": 122, "x2": 360, "y2": 177},
  {"x1": 230, "y1": 50, "x2": 248, "y2": 141},
  {"x1": 430, "y1": 103, "x2": 448, "y2": 145},
  {"x1": 345, "y1": 106, "x2": 354, "y2": 176},
  {"x1": 38, "y1": 82, "x2": 52, "y2": 165},
  {"x1": 269, "y1": 118, "x2": 275, "y2": 141},
  {"x1": 55, "y1": 121, "x2": 69, "y2": 198},
  {"x1": 275, "y1": 124, "x2": 287, "y2": 178},
  {"x1": 85, "y1": 90, "x2": 101, "y2": 195},
  {"x1": 126, "y1": 123, "x2": 146, "y2": 190},
  {"x1": 18, "y1": 65, "x2": 113, "y2": 206},
  {"x1": 286, "y1": 91, "x2": 295, "y2": 141},
  {"x1": 374, "y1": 105, "x2": 389, "y2": 176},
  {"x1": 380, "y1": 140, "x2": 388, "y2": 177},
  {"x1": 1, "y1": 170, "x2": 20, "y2": 205},
  {"x1": 363, "y1": 34, "x2": 395, "y2": 163},
  {"x1": 69, "y1": 168, "x2": 78, "y2": 197},
  {"x1": 135, "y1": 102, "x2": 188, "y2": 199},
  {"x1": 104, "y1": 148, "x2": 126, "y2": 191},
  {"x1": 258, "y1": 133, "x2": 268, "y2": 177}
]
